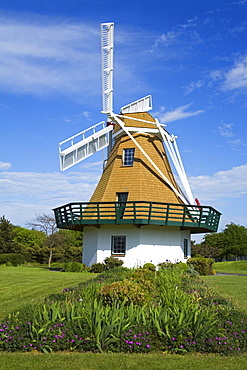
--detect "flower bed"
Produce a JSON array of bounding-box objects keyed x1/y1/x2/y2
[{"x1": 0, "y1": 264, "x2": 246, "y2": 355}]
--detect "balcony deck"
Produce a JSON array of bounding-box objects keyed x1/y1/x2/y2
[{"x1": 53, "y1": 201, "x2": 221, "y2": 234}]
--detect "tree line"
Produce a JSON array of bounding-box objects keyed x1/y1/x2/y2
[
  {"x1": 192, "y1": 222, "x2": 247, "y2": 261},
  {"x1": 0, "y1": 214, "x2": 83, "y2": 266}
]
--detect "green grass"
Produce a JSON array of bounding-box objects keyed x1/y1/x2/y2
[
  {"x1": 0, "y1": 266, "x2": 96, "y2": 321},
  {"x1": 1, "y1": 265, "x2": 247, "y2": 369},
  {"x1": 213, "y1": 260, "x2": 247, "y2": 274},
  {"x1": 203, "y1": 275, "x2": 247, "y2": 314},
  {"x1": 0, "y1": 353, "x2": 246, "y2": 370}
]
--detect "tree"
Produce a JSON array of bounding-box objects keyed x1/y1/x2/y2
[
  {"x1": 223, "y1": 223, "x2": 247, "y2": 259},
  {"x1": 12, "y1": 227, "x2": 47, "y2": 263},
  {"x1": 203, "y1": 223, "x2": 247, "y2": 260},
  {"x1": 26, "y1": 214, "x2": 83, "y2": 265},
  {"x1": 191, "y1": 242, "x2": 221, "y2": 259},
  {"x1": 27, "y1": 213, "x2": 57, "y2": 267},
  {"x1": 0, "y1": 216, "x2": 18, "y2": 254},
  {"x1": 47, "y1": 229, "x2": 83, "y2": 263}
]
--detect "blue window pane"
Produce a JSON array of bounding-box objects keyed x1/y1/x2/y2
[
  {"x1": 123, "y1": 148, "x2": 135, "y2": 166},
  {"x1": 111, "y1": 236, "x2": 126, "y2": 254}
]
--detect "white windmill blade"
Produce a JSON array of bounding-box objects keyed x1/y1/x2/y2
[
  {"x1": 101, "y1": 22, "x2": 114, "y2": 114},
  {"x1": 154, "y1": 118, "x2": 194, "y2": 204},
  {"x1": 120, "y1": 95, "x2": 153, "y2": 114},
  {"x1": 59, "y1": 121, "x2": 114, "y2": 171}
]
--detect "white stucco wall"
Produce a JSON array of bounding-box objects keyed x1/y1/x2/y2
[{"x1": 83, "y1": 224, "x2": 191, "y2": 268}]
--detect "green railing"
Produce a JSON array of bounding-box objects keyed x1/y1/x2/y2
[{"x1": 53, "y1": 201, "x2": 221, "y2": 233}]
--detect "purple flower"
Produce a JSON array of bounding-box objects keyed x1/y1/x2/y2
[{"x1": 146, "y1": 345, "x2": 150, "y2": 348}]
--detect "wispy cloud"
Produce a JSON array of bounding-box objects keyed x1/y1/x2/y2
[
  {"x1": 229, "y1": 138, "x2": 247, "y2": 148},
  {"x1": 155, "y1": 103, "x2": 204, "y2": 124},
  {"x1": 190, "y1": 163, "x2": 247, "y2": 202},
  {"x1": 221, "y1": 55, "x2": 247, "y2": 91},
  {"x1": 183, "y1": 80, "x2": 204, "y2": 95},
  {"x1": 0, "y1": 16, "x2": 100, "y2": 97},
  {"x1": 218, "y1": 123, "x2": 234, "y2": 137},
  {"x1": 0, "y1": 170, "x2": 101, "y2": 206},
  {"x1": 0, "y1": 161, "x2": 11, "y2": 170}
]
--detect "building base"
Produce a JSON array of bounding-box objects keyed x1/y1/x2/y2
[{"x1": 83, "y1": 224, "x2": 191, "y2": 268}]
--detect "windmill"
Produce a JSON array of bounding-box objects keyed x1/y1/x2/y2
[{"x1": 53, "y1": 22, "x2": 221, "y2": 267}]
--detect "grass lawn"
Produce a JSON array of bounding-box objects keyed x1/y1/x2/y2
[
  {"x1": 203, "y1": 275, "x2": 247, "y2": 314},
  {"x1": 0, "y1": 265, "x2": 247, "y2": 369},
  {"x1": 0, "y1": 266, "x2": 96, "y2": 321},
  {"x1": 0, "y1": 352, "x2": 247, "y2": 370},
  {"x1": 213, "y1": 260, "x2": 247, "y2": 274}
]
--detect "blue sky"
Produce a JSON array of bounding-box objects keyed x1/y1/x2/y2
[{"x1": 0, "y1": 0, "x2": 247, "y2": 241}]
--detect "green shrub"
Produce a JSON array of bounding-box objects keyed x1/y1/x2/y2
[
  {"x1": 143, "y1": 263, "x2": 156, "y2": 271},
  {"x1": 187, "y1": 257, "x2": 214, "y2": 275},
  {"x1": 62, "y1": 262, "x2": 86, "y2": 272},
  {"x1": 157, "y1": 261, "x2": 176, "y2": 269},
  {"x1": 176, "y1": 262, "x2": 188, "y2": 272},
  {"x1": 90, "y1": 262, "x2": 105, "y2": 273},
  {"x1": 98, "y1": 278, "x2": 151, "y2": 306},
  {"x1": 104, "y1": 256, "x2": 124, "y2": 269},
  {"x1": 0, "y1": 253, "x2": 25, "y2": 266}
]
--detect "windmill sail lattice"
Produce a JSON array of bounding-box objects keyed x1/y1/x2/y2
[
  {"x1": 59, "y1": 121, "x2": 113, "y2": 171},
  {"x1": 101, "y1": 22, "x2": 114, "y2": 114}
]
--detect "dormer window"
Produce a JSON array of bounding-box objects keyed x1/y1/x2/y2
[{"x1": 123, "y1": 148, "x2": 135, "y2": 166}]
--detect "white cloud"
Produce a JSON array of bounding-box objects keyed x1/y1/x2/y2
[
  {"x1": 0, "y1": 166, "x2": 103, "y2": 226},
  {"x1": 0, "y1": 170, "x2": 100, "y2": 205},
  {"x1": 153, "y1": 20, "x2": 202, "y2": 53},
  {"x1": 190, "y1": 163, "x2": 247, "y2": 202},
  {"x1": 218, "y1": 123, "x2": 234, "y2": 137},
  {"x1": 229, "y1": 138, "x2": 247, "y2": 148},
  {"x1": 183, "y1": 80, "x2": 204, "y2": 95},
  {"x1": 155, "y1": 103, "x2": 204, "y2": 124},
  {"x1": 154, "y1": 32, "x2": 177, "y2": 47},
  {"x1": 0, "y1": 15, "x2": 151, "y2": 101},
  {"x1": 0, "y1": 17, "x2": 100, "y2": 96},
  {"x1": 0, "y1": 161, "x2": 11, "y2": 170},
  {"x1": 221, "y1": 56, "x2": 247, "y2": 91}
]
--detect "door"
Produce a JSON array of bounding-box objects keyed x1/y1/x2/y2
[{"x1": 116, "y1": 192, "x2": 128, "y2": 220}]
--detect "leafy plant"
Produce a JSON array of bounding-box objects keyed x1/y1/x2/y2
[
  {"x1": 103, "y1": 257, "x2": 124, "y2": 269},
  {"x1": 187, "y1": 257, "x2": 214, "y2": 275},
  {"x1": 0, "y1": 253, "x2": 25, "y2": 266},
  {"x1": 90, "y1": 263, "x2": 105, "y2": 273},
  {"x1": 143, "y1": 263, "x2": 156, "y2": 271},
  {"x1": 62, "y1": 262, "x2": 87, "y2": 273}
]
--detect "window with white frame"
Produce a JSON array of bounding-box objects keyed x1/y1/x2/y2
[
  {"x1": 123, "y1": 148, "x2": 135, "y2": 166},
  {"x1": 111, "y1": 236, "x2": 126, "y2": 255},
  {"x1": 184, "y1": 238, "x2": 188, "y2": 258}
]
